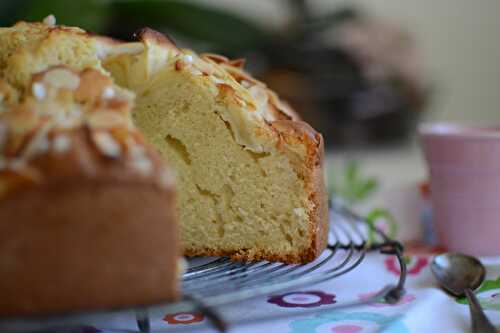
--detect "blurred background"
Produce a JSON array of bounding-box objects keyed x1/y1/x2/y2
[{"x1": 1, "y1": 0, "x2": 499, "y2": 242}]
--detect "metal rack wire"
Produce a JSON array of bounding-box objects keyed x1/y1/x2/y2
[{"x1": 0, "y1": 199, "x2": 406, "y2": 333}]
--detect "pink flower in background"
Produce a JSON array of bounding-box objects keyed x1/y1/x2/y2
[
  {"x1": 385, "y1": 256, "x2": 428, "y2": 276},
  {"x1": 358, "y1": 292, "x2": 416, "y2": 307},
  {"x1": 268, "y1": 290, "x2": 336, "y2": 308},
  {"x1": 163, "y1": 312, "x2": 204, "y2": 325}
]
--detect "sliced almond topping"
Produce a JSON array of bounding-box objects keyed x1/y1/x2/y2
[
  {"x1": 43, "y1": 68, "x2": 80, "y2": 91},
  {"x1": 32, "y1": 82, "x2": 46, "y2": 100},
  {"x1": 10, "y1": 159, "x2": 26, "y2": 171},
  {"x1": 43, "y1": 14, "x2": 56, "y2": 26},
  {"x1": 210, "y1": 76, "x2": 226, "y2": 85},
  {"x1": 228, "y1": 58, "x2": 245, "y2": 68},
  {"x1": 194, "y1": 61, "x2": 215, "y2": 76},
  {"x1": 21, "y1": 122, "x2": 52, "y2": 160},
  {"x1": 202, "y1": 53, "x2": 229, "y2": 64},
  {"x1": 248, "y1": 85, "x2": 269, "y2": 109},
  {"x1": 183, "y1": 54, "x2": 194, "y2": 63},
  {"x1": 101, "y1": 86, "x2": 115, "y2": 99},
  {"x1": 54, "y1": 109, "x2": 83, "y2": 129},
  {"x1": 92, "y1": 131, "x2": 121, "y2": 158},
  {"x1": 87, "y1": 111, "x2": 128, "y2": 130},
  {"x1": 131, "y1": 156, "x2": 153, "y2": 175},
  {"x1": 189, "y1": 68, "x2": 203, "y2": 76},
  {"x1": 75, "y1": 69, "x2": 114, "y2": 101},
  {"x1": 159, "y1": 168, "x2": 175, "y2": 188},
  {"x1": 240, "y1": 80, "x2": 253, "y2": 88},
  {"x1": 52, "y1": 134, "x2": 72, "y2": 153},
  {"x1": 128, "y1": 142, "x2": 146, "y2": 159},
  {"x1": 94, "y1": 40, "x2": 144, "y2": 60}
]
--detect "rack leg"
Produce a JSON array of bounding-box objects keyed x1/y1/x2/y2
[{"x1": 136, "y1": 309, "x2": 150, "y2": 333}]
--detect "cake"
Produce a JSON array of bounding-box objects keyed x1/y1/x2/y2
[
  {"x1": 104, "y1": 29, "x2": 329, "y2": 263},
  {"x1": 0, "y1": 67, "x2": 179, "y2": 315},
  {"x1": 0, "y1": 18, "x2": 328, "y2": 269}
]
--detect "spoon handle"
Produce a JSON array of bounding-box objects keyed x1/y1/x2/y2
[{"x1": 464, "y1": 288, "x2": 498, "y2": 333}]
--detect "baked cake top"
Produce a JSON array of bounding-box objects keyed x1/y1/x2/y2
[{"x1": 0, "y1": 66, "x2": 173, "y2": 200}]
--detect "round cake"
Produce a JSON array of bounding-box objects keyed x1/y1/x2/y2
[{"x1": 0, "y1": 16, "x2": 329, "y2": 315}]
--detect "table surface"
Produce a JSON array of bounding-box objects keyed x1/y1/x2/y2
[{"x1": 43, "y1": 253, "x2": 500, "y2": 333}]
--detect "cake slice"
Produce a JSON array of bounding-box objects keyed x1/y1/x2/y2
[
  {"x1": 104, "y1": 29, "x2": 329, "y2": 263},
  {"x1": 0, "y1": 67, "x2": 179, "y2": 315}
]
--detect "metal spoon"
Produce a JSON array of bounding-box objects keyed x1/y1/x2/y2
[{"x1": 431, "y1": 252, "x2": 498, "y2": 333}]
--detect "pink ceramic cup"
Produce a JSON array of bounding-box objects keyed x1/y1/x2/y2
[{"x1": 420, "y1": 123, "x2": 500, "y2": 256}]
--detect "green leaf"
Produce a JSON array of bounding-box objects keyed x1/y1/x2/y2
[
  {"x1": 17, "y1": 0, "x2": 110, "y2": 33},
  {"x1": 110, "y1": 0, "x2": 270, "y2": 49},
  {"x1": 345, "y1": 160, "x2": 359, "y2": 187},
  {"x1": 365, "y1": 208, "x2": 398, "y2": 244},
  {"x1": 328, "y1": 159, "x2": 379, "y2": 204},
  {"x1": 353, "y1": 178, "x2": 378, "y2": 201}
]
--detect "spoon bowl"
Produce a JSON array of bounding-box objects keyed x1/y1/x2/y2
[
  {"x1": 431, "y1": 252, "x2": 497, "y2": 333},
  {"x1": 431, "y1": 252, "x2": 486, "y2": 297}
]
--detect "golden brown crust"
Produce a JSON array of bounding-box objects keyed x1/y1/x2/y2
[
  {"x1": 0, "y1": 182, "x2": 178, "y2": 315},
  {"x1": 133, "y1": 27, "x2": 178, "y2": 50},
  {"x1": 308, "y1": 131, "x2": 329, "y2": 258},
  {"x1": 184, "y1": 248, "x2": 306, "y2": 264},
  {"x1": 270, "y1": 120, "x2": 329, "y2": 262},
  {"x1": 0, "y1": 67, "x2": 174, "y2": 200}
]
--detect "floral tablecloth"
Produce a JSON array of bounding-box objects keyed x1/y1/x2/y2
[{"x1": 27, "y1": 251, "x2": 498, "y2": 333}]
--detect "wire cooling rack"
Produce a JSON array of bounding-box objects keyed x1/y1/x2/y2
[{"x1": 0, "y1": 198, "x2": 406, "y2": 333}]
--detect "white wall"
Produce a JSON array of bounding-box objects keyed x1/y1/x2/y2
[{"x1": 195, "y1": 0, "x2": 500, "y2": 123}]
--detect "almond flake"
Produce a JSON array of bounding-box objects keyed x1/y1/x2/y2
[
  {"x1": 189, "y1": 68, "x2": 203, "y2": 76},
  {"x1": 43, "y1": 14, "x2": 56, "y2": 26},
  {"x1": 159, "y1": 169, "x2": 175, "y2": 188},
  {"x1": 10, "y1": 159, "x2": 25, "y2": 170},
  {"x1": 54, "y1": 112, "x2": 82, "y2": 129},
  {"x1": 131, "y1": 156, "x2": 153, "y2": 175},
  {"x1": 101, "y1": 86, "x2": 115, "y2": 99},
  {"x1": 93, "y1": 132, "x2": 121, "y2": 158},
  {"x1": 95, "y1": 40, "x2": 144, "y2": 60},
  {"x1": 210, "y1": 76, "x2": 225, "y2": 85},
  {"x1": 22, "y1": 122, "x2": 51, "y2": 160},
  {"x1": 88, "y1": 111, "x2": 126, "y2": 129},
  {"x1": 52, "y1": 134, "x2": 72, "y2": 153},
  {"x1": 240, "y1": 80, "x2": 253, "y2": 88},
  {"x1": 248, "y1": 85, "x2": 268, "y2": 108},
  {"x1": 128, "y1": 143, "x2": 146, "y2": 159},
  {"x1": 43, "y1": 68, "x2": 80, "y2": 91},
  {"x1": 32, "y1": 82, "x2": 46, "y2": 100},
  {"x1": 183, "y1": 54, "x2": 194, "y2": 63}
]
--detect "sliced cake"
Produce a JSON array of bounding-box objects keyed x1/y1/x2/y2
[{"x1": 104, "y1": 29, "x2": 328, "y2": 263}]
